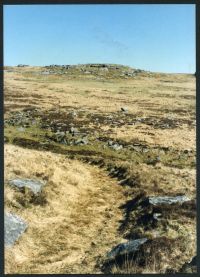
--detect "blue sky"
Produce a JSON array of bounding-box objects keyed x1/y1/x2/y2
[{"x1": 4, "y1": 4, "x2": 195, "y2": 73}]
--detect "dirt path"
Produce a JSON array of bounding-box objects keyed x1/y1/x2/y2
[
  {"x1": 5, "y1": 145, "x2": 126, "y2": 274},
  {"x1": 40, "y1": 170, "x2": 126, "y2": 274}
]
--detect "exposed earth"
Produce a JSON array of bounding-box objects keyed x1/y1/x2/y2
[{"x1": 4, "y1": 64, "x2": 196, "y2": 274}]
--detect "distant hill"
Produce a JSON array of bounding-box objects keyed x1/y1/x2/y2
[{"x1": 41, "y1": 63, "x2": 148, "y2": 79}]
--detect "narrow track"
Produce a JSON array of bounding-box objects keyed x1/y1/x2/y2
[{"x1": 5, "y1": 145, "x2": 126, "y2": 274}]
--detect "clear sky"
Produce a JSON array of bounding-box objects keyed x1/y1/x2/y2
[{"x1": 4, "y1": 4, "x2": 195, "y2": 73}]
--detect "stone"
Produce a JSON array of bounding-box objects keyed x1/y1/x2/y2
[
  {"x1": 17, "y1": 127, "x2": 25, "y2": 132},
  {"x1": 156, "y1": 156, "x2": 161, "y2": 162},
  {"x1": 72, "y1": 111, "x2": 77, "y2": 117},
  {"x1": 75, "y1": 137, "x2": 88, "y2": 145},
  {"x1": 100, "y1": 67, "x2": 109, "y2": 72},
  {"x1": 112, "y1": 144, "x2": 123, "y2": 151},
  {"x1": 32, "y1": 120, "x2": 37, "y2": 125},
  {"x1": 41, "y1": 71, "x2": 50, "y2": 75},
  {"x1": 5, "y1": 212, "x2": 28, "y2": 247},
  {"x1": 121, "y1": 107, "x2": 128, "y2": 113},
  {"x1": 107, "y1": 238, "x2": 148, "y2": 261},
  {"x1": 108, "y1": 140, "x2": 113, "y2": 146},
  {"x1": 133, "y1": 146, "x2": 141, "y2": 152},
  {"x1": 107, "y1": 140, "x2": 123, "y2": 151},
  {"x1": 55, "y1": 131, "x2": 66, "y2": 142},
  {"x1": 153, "y1": 213, "x2": 162, "y2": 221},
  {"x1": 148, "y1": 195, "x2": 190, "y2": 206},
  {"x1": 70, "y1": 127, "x2": 78, "y2": 135},
  {"x1": 9, "y1": 178, "x2": 45, "y2": 194}
]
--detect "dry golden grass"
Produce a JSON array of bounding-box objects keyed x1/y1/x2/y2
[
  {"x1": 4, "y1": 68, "x2": 195, "y2": 151},
  {"x1": 4, "y1": 144, "x2": 126, "y2": 274}
]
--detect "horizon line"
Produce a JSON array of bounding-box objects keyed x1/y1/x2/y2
[{"x1": 4, "y1": 63, "x2": 195, "y2": 75}]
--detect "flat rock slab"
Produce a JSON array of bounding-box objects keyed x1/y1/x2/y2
[
  {"x1": 148, "y1": 195, "x2": 190, "y2": 206},
  {"x1": 5, "y1": 212, "x2": 28, "y2": 247},
  {"x1": 9, "y1": 178, "x2": 45, "y2": 194},
  {"x1": 107, "y1": 238, "x2": 148, "y2": 260}
]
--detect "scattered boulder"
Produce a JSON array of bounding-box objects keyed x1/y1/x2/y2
[
  {"x1": 135, "y1": 118, "x2": 143, "y2": 123},
  {"x1": 55, "y1": 131, "x2": 66, "y2": 143},
  {"x1": 152, "y1": 213, "x2": 162, "y2": 221},
  {"x1": 107, "y1": 238, "x2": 148, "y2": 261},
  {"x1": 107, "y1": 115, "x2": 113, "y2": 120},
  {"x1": 142, "y1": 148, "x2": 149, "y2": 153},
  {"x1": 146, "y1": 156, "x2": 161, "y2": 165},
  {"x1": 70, "y1": 127, "x2": 78, "y2": 135},
  {"x1": 100, "y1": 67, "x2": 109, "y2": 72},
  {"x1": 108, "y1": 140, "x2": 113, "y2": 146},
  {"x1": 17, "y1": 127, "x2": 25, "y2": 132},
  {"x1": 9, "y1": 178, "x2": 45, "y2": 195},
  {"x1": 132, "y1": 146, "x2": 142, "y2": 152},
  {"x1": 70, "y1": 111, "x2": 77, "y2": 118},
  {"x1": 156, "y1": 156, "x2": 161, "y2": 162},
  {"x1": 148, "y1": 195, "x2": 191, "y2": 206},
  {"x1": 41, "y1": 71, "x2": 50, "y2": 75},
  {"x1": 5, "y1": 212, "x2": 28, "y2": 247},
  {"x1": 121, "y1": 107, "x2": 128, "y2": 113},
  {"x1": 75, "y1": 137, "x2": 88, "y2": 145},
  {"x1": 107, "y1": 140, "x2": 123, "y2": 151},
  {"x1": 112, "y1": 144, "x2": 123, "y2": 151}
]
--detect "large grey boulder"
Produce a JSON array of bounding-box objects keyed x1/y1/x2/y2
[
  {"x1": 148, "y1": 195, "x2": 190, "y2": 206},
  {"x1": 9, "y1": 179, "x2": 45, "y2": 195},
  {"x1": 107, "y1": 238, "x2": 148, "y2": 261},
  {"x1": 5, "y1": 212, "x2": 28, "y2": 247}
]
